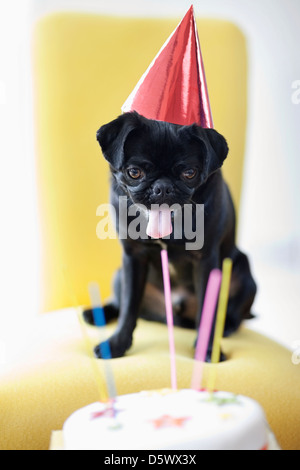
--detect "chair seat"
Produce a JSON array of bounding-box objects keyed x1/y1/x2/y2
[{"x1": 0, "y1": 308, "x2": 299, "y2": 450}]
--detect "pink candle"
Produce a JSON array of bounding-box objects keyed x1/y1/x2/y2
[
  {"x1": 191, "y1": 269, "x2": 222, "y2": 390},
  {"x1": 161, "y1": 249, "x2": 177, "y2": 390}
]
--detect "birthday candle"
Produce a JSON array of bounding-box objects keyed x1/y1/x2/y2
[
  {"x1": 62, "y1": 266, "x2": 109, "y2": 402},
  {"x1": 191, "y1": 269, "x2": 222, "y2": 390},
  {"x1": 207, "y1": 258, "x2": 233, "y2": 391},
  {"x1": 161, "y1": 249, "x2": 177, "y2": 390},
  {"x1": 88, "y1": 282, "x2": 117, "y2": 400},
  {"x1": 76, "y1": 307, "x2": 110, "y2": 402}
]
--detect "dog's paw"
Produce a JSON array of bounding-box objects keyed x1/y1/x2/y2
[
  {"x1": 94, "y1": 334, "x2": 132, "y2": 359},
  {"x1": 82, "y1": 308, "x2": 95, "y2": 325},
  {"x1": 205, "y1": 348, "x2": 226, "y2": 363},
  {"x1": 82, "y1": 304, "x2": 119, "y2": 326},
  {"x1": 193, "y1": 340, "x2": 227, "y2": 362}
]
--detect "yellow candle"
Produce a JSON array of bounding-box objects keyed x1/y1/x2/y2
[{"x1": 207, "y1": 258, "x2": 233, "y2": 391}]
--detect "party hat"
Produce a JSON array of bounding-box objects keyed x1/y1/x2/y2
[{"x1": 122, "y1": 5, "x2": 213, "y2": 128}]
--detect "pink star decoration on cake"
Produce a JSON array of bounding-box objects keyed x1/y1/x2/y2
[{"x1": 150, "y1": 415, "x2": 191, "y2": 429}]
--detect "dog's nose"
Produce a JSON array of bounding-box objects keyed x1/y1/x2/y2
[{"x1": 152, "y1": 179, "x2": 173, "y2": 197}]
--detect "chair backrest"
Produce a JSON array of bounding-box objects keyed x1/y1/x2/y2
[{"x1": 33, "y1": 13, "x2": 247, "y2": 312}]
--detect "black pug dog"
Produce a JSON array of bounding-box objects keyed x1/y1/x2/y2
[{"x1": 84, "y1": 111, "x2": 256, "y2": 360}]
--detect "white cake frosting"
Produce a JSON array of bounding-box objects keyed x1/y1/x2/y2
[{"x1": 63, "y1": 389, "x2": 280, "y2": 450}]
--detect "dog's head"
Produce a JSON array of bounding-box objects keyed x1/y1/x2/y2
[{"x1": 96, "y1": 112, "x2": 228, "y2": 209}]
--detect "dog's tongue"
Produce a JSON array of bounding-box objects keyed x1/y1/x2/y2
[{"x1": 146, "y1": 208, "x2": 172, "y2": 239}]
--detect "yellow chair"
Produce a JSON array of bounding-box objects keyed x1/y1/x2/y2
[
  {"x1": 0, "y1": 12, "x2": 299, "y2": 450},
  {"x1": 33, "y1": 12, "x2": 247, "y2": 313}
]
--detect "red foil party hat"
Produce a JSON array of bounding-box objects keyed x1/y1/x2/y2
[{"x1": 122, "y1": 5, "x2": 213, "y2": 128}]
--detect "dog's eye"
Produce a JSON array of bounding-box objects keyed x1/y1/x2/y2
[
  {"x1": 182, "y1": 168, "x2": 197, "y2": 180},
  {"x1": 127, "y1": 168, "x2": 144, "y2": 179}
]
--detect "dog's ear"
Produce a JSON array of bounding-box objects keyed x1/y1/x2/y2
[
  {"x1": 96, "y1": 112, "x2": 141, "y2": 169},
  {"x1": 204, "y1": 128, "x2": 229, "y2": 174},
  {"x1": 188, "y1": 125, "x2": 229, "y2": 181}
]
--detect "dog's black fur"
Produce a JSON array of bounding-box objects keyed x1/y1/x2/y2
[{"x1": 84, "y1": 112, "x2": 256, "y2": 360}]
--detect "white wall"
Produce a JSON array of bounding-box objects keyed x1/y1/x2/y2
[
  {"x1": 0, "y1": 0, "x2": 299, "y2": 351},
  {"x1": 0, "y1": 1, "x2": 40, "y2": 338}
]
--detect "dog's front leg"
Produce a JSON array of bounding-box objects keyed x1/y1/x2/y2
[
  {"x1": 94, "y1": 251, "x2": 148, "y2": 358},
  {"x1": 193, "y1": 253, "x2": 220, "y2": 361}
]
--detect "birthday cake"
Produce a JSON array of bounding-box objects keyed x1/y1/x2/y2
[{"x1": 63, "y1": 389, "x2": 280, "y2": 450}]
